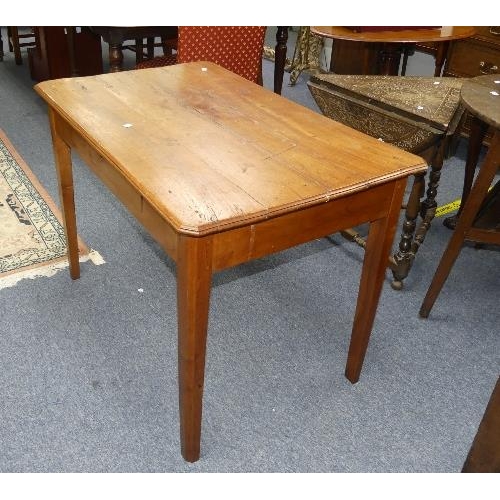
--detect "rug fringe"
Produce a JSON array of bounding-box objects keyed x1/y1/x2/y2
[
  {"x1": 0, "y1": 249, "x2": 105, "y2": 290},
  {"x1": 88, "y1": 249, "x2": 106, "y2": 266}
]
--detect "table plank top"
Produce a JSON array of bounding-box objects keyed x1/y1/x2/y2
[
  {"x1": 308, "y1": 74, "x2": 464, "y2": 132},
  {"x1": 35, "y1": 61, "x2": 426, "y2": 236}
]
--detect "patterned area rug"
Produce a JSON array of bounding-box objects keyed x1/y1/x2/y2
[{"x1": 0, "y1": 130, "x2": 103, "y2": 289}]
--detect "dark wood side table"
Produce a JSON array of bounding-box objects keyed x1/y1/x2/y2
[
  {"x1": 90, "y1": 26, "x2": 178, "y2": 72},
  {"x1": 443, "y1": 74, "x2": 500, "y2": 229},
  {"x1": 444, "y1": 74, "x2": 500, "y2": 230},
  {"x1": 312, "y1": 26, "x2": 475, "y2": 76},
  {"x1": 308, "y1": 74, "x2": 465, "y2": 289},
  {"x1": 420, "y1": 75, "x2": 500, "y2": 317}
]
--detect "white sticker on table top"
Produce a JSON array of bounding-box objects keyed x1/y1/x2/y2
[
  {"x1": 122, "y1": 123, "x2": 133, "y2": 128},
  {"x1": 490, "y1": 91, "x2": 499, "y2": 96}
]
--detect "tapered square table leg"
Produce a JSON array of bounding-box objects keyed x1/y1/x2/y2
[
  {"x1": 176, "y1": 235, "x2": 213, "y2": 462},
  {"x1": 48, "y1": 109, "x2": 80, "y2": 280},
  {"x1": 346, "y1": 178, "x2": 407, "y2": 383}
]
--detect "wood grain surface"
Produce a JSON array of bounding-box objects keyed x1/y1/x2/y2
[{"x1": 37, "y1": 61, "x2": 428, "y2": 462}]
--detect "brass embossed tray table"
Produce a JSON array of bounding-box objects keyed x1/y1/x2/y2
[{"x1": 308, "y1": 74, "x2": 465, "y2": 288}]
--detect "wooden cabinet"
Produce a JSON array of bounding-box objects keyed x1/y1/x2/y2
[
  {"x1": 28, "y1": 27, "x2": 103, "y2": 82},
  {"x1": 443, "y1": 27, "x2": 500, "y2": 144},
  {"x1": 329, "y1": 40, "x2": 380, "y2": 74},
  {"x1": 443, "y1": 26, "x2": 500, "y2": 77}
]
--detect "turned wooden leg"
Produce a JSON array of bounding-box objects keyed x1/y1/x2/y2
[
  {"x1": 146, "y1": 37, "x2": 155, "y2": 59},
  {"x1": 10, "y1": 26, "x2": 23, "y2": 65},
  {"x1": 400, "y1": 45, "x2": 415, "y2": 76},
  {"x1": 420, "y1": 131, "x2": 500, "y2": 318},
  {"x1": 390, "y1": 171, "x2": 426, "y2": 289},
  {"x1": 108, "y1": 43, "x2": 124, "y2": 72},
  {"x1": 419, "y1": 141, "x2": 445, "y2": 221},
  {"x1": 66, "y1": 27, "x2": 78, "y2": 77},
  {"x1": 274, "y1": 26, "x2": 288, "y2": 95},
  {"x1": 134, "y1": 38, "x2": 144, "y2": 65},
  {"x1": 345, "y1": 178, "x2": 407, "y2": 383},
  {"x1": 48, "y1": 108, "x2": 80, "y2": 280},
  {"x1": 177, "y1": 235, "x2": 213, "y2": 462},
  {"x1": 161, "y1": 36, "x2": 169, "y2": 55},
  {"x1": 433, "y1": 42, "x2": 448, "y2": 77},
  {"x1": 377, "y1": 43, "x2": 403, "y2": 75},
  {"x1": 400, "y1": 140, "x2": 447, "y2": 275},
  {"x1": 443, "y1": 115, "x2": 489, "y2": 230},
  {"x1": 7, "y1": 26, "x2": 13, "y2": 52},
  {"x1": 161, "y1": 36, "x2": 176, "y2": 56}
]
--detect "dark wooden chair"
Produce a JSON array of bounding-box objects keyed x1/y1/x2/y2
[
  {"x1": 136, "y1": 26, "x2": 266, "y2": 85},
  {"x1": 7, "y1": 26, "x2": 36, "y2": 65}
]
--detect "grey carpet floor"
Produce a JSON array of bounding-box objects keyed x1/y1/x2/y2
[{"x1": 0, "y1": 27, "x2": 498, "y2": 473}]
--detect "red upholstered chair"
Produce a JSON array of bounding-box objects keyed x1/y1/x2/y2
[{"x1": 136, "y1": 26, "x2": 266, "y2": 84}]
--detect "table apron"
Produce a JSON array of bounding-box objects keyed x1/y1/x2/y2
[
  {"x1": 52, "y1": 109, "x2": 406, "y2": 275},
  {"x1": 211, "y1": 181, "x2": 401, "y2": 271},
  {"x1": 52, "y1": 111, "x2": 179, "y2": 261}
]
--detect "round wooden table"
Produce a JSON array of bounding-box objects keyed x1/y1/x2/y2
[
  {"x1": 311, "y1": 26, "x2": 476, "y2": 76},
  {"x1": 420, "y1": 74, "x2": 500, "y2": 318},
  {"x1": 444, "y1": 74, "x2": 500, "y2": 229}
]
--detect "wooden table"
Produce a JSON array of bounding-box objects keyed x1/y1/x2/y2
[
  {"x1": 420, "y1": 74, "x2": 500, "y2": 318},
  {"x1": 444, "y1": 74, "x2": 500, "y2": 229},
  {"x1": 312, "y1": 26, "x2": 475, "y2": 76},
  {"x1": 35, "y1": 61, "x2": 426, "y2": 462}
]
